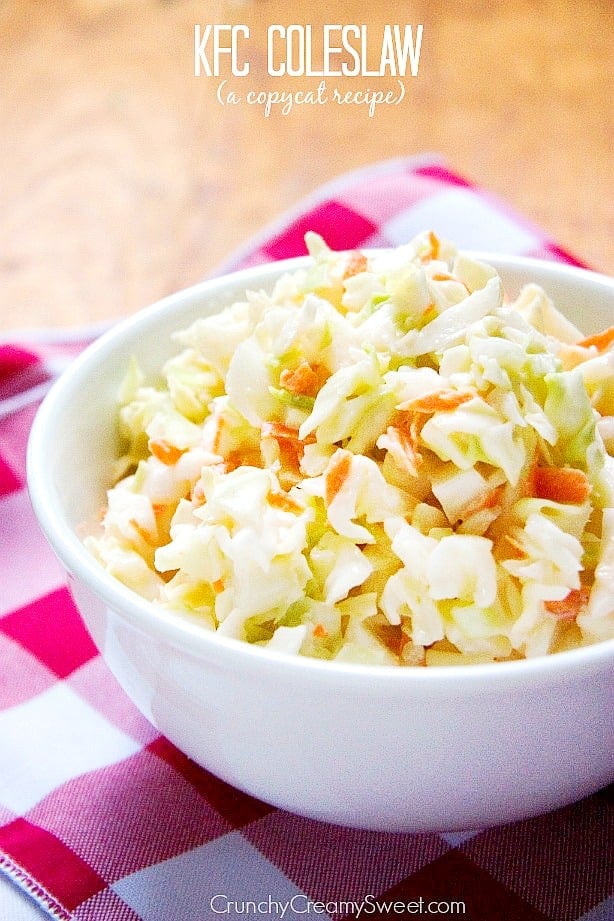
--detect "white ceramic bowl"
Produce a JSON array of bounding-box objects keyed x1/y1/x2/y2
[{"x1": 27, "y1": 254, "x2": 614, "y2": 832}]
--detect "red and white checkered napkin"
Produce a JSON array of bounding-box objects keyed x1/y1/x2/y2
[{"x1": 0, "y1": 157, "x2": 611, "y2": 921}]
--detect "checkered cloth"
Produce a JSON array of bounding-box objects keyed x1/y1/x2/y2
[{"x1": 0, "y1": 157, "x2": 612, "y2": 921}]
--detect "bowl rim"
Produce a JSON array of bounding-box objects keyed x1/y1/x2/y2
[{"x1": 27, "y1": 251, "x2": 614, "y2": 687}]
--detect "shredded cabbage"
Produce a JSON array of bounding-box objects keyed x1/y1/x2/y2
[{"x1": 86, "y1": 232, "x2": 614, "y2": 666}]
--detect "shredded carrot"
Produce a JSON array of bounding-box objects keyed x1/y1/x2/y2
[
  {"x1": 224, "y1": 448, "x2": 262, "y2": 472},
  {"x1": 419, "y1": 230, "x2": 440, "y2": 263},
  {"x1": 460, "y1": 484, "x2": 505, "y2": 520},
  {"x1": 532, "y1": 466, "x2": 591, "y2": 505},
  {"x1": 212, "y1": 579, "x2": 224, "y2": 594},
  {"x1": 419, "y1": 300, "x2": 437, "y2": 318},
  {"x1": 325, "y1": 450, "x2": 352, "y2": 505},
  {"x1": 343, "y1": 251, "x2": 368, "y2": 279},
  {"x1": 576, "y1": 325, "x2": 614, "y2": 353},
  {"x1": 431, "y1": 272, "x2": 454, "y2": 282},
  {"x1": 261, "y1": 421, "x2": 312, "y2": 474},
  {"x1": 398, "y1": 389, "x2": 475, "y2": 414},
  {"x1": 396, "y1": 412, "x2": 427, "y2": 457},
  {"x1": 545, "y1": 587, "x2": 590, "y2": 620},
  {"x1": 313, "y1": 623, "x2": 328, "y2": 638},
  {"x1": 262, "y1": 421, "x2": 310, "y2": 442},
  {"x1": 279, "y1": 361, "x2": 325, "y2": 398},
  {"x1": 280, "y1": 440, "x2": 302, "y2": 475},
  {"x1": 268, "y1": 490, "x2": 303, "y2": 513},
  {"x1": 149, "y1": 439, "x2": 183, "y2": 466},
  {"x1": 128, "y1": 518, "x2": 155, "y2": 545},
  {"x1": 378, "y1": 425, "x2": 422, "y2": 476}
]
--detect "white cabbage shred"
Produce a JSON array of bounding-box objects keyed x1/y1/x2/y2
[{"x1": 86, "y1": 231, "x2": 614, "y2": 665}]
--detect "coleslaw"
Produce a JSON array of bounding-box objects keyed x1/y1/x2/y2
[{"x1": 86, "y1": 232, "x2": 614, "y2": 665}]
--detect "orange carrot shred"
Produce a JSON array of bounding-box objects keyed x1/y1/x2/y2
[
  {"x1": 261, "y1": 421, "x2": 314, "y2": 442},
  {"x1": 128, "y1": 518, "x2": 155, "y2": 545},
  {"x1": 379, "y1": 425, "x2": 422, "y2": 476},
  {"x1": 313, "y1": 623, "x2": 328, "y2": 638},
  {"x1": 261, "y1": 422, "x2": 312, "y2": 474},
  {"x1": 279, "y1": 361, "x2": 323, "y2": 398},
  {"x1": 223, "y1": 449, "x2": 262, "y2": 472},
  {"x1": 576, "y1": 325, "x2": 614, "y2": 353},
  {"x1": 461, "y1": 484, "x2": 505, "y2": 520},
  {"x1": 532, "y1": 466, "x2": 591, "y2": 505},
  {"x1": 399, "y1": 389, "x2": 475, "y2": 414},
  {"x1": 544, "y1": 587, "x2": 590, "y2": 620},
  {"x1": 427, "y1": 231, "x2": 440, "y2": 260},
  {"x1": 325, "y1": 450, "x2": 352, "y2": 506},
  {"x1": 149, "y1": 439, "x2": 183, "y2": 465},
  {"x1": 268, "y1": 490, "x2": 303, "y2": 513}
]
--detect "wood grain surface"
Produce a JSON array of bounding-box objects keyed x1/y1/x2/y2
[{"x1": 0, "y1": 0, "x2": 612, "y2": 330}]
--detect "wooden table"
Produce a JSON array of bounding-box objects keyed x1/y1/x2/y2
[{"x1": 0, "y1": 0, "x2": 611, "y2": 331}]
